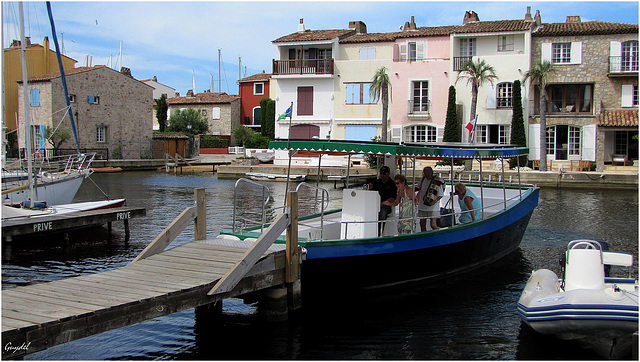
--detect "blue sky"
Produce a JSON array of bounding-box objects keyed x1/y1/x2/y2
[{"x1": 3, "y1": 1, "x2": 638, "y2": 96}]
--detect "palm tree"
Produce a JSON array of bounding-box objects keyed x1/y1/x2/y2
[
  {"x1": 370, "y1": 67, "x2": 391, "y2": 141},
  {"x1": 456, "y1": 59, "x2": 497, "y2": 169},
  {"x1": 523, "y1": 60, "x2": 555, "y2": 171}
]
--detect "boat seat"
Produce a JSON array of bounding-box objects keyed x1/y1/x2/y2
[
  {"x1": 565, "y1": 241, "x2": 605, "y2": 291},
  {"x1": 602, "y1": 251, "x2": 634, "y2": 267}
]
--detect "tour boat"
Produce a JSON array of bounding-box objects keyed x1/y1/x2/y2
[
  {"x1": 517, "y1": 239, "x2": 638, "y2": 359},
  {"x1": 219, "y1": 140, "x2": 539, "y2": 289}
]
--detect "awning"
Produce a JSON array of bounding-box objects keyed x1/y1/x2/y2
[{"x1": 269, "y1": 140, "x2": 528, "y2": 159}]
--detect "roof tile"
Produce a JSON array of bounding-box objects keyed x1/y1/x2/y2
[
  {"x1": 238, "y1": 73, "x2": 271, "y2": 83},
  {"x1": 167, "y1": 92, "x2": 239, "y2": 105},
  {"x1": 596, "y1": 110, "x2": 638, "y2": 127},
  {"x1": 534, "y1": 21, "x2": 638, "y2": 36},
  {"x1": 273, "y1": 29, "x2": 355, "y2": 43}
]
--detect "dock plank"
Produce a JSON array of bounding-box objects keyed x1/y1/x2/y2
[{"x1": 3, "y1": 289, "x2": 105, "y2": 312}]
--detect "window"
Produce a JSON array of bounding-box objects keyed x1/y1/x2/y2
[
  {"x1": 498, "y1": 36, "x2": 514, "y2": 52},
  {"x1": 547, "y1": 84, "x2": 592, "y2": 113},
  {"x1": 635, "y1": 85, "x2": 639, "y2": 106},
  {"x1": 69, "y1": 94, "x2": 76, "y2": 103},
  {"x1": 201, "y1": 109, "x2": 207, "y2": 116},
  {"x1": 460, "y1": 38, "x2": 476, "y2": 57},
  {"x1": 622, "y1": 41, "x2": 639, "y2": 72},
  {"x1": 96, "y1": 125, "x2": 106, "y2": 143},
  {"x1": 254, "y1": 83, "x2": 264, "y2": 95},
  {"x1": 346, "y1": 83, "x2": 375, "y2": 105},
  {"x1": 411, "y1": 81, "x2": 429, "y2": 113},
  {"x1": 359, "y1": 47, "x2": 376, "y2": 60},
  {"x1": 497, "y1": 83, "x2": 513, "y2": 108},
  {"x1": 408, "y1": 42, "x2": 417, "y2": 61},
  {"x1": 87, "y1": 95, "x2": 100, "y2": 104},
  {"x1": 546, "y1": 127, "x2": 555, "y2": 156},
  {"x1": 404, "y1": 125, "x2": 436, "y2": 143},
  {"x1": 252, "y1": 107, "x2": 261, "y2": 125},
  {"x1": 552, "y1": 43, "x2": 571, "y2": 64},
  {"x1": 398, "y1": 41, "x2": 424, "y2": 61},
  {"x1": 476, "y1": 125, "x2": 510, "y2": 144},
  {"x1": 569, "y1": 126, "x2": 581, "y2": 156},
  {"x1": 297, "y1": 86, "x2": 313, "y2": 116},
  {"x1": 30, "y1": 89, "x2": 40, "y2": 107},
  {"x1": 212, "y1": 107, "x2": 221, "y2": 119},
  {"x1": 32, "y1": 125, "x2": 46, "y2": 155}
]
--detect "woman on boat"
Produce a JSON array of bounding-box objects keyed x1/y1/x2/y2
[
  {"x1": 453, "y1": 183, "x2": 481, "y2": 224},
  {"x1": 383, "y1": 174, "x2": 414, "y2": 234}
]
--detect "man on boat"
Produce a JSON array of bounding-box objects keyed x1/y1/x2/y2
[
  {"x1": 416, "y1": 166, "x2": 444, "y2": 231},
  {"x1": 368, "y1": 165, "x2": 397, "y2": 235}
]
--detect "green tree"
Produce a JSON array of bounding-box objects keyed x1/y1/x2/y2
[
  {"x1": 154, "y1": 94, "x2": 168, "y2": 132},
  {"x1": 44, "y1": 126, "x2": 71, "y2": 152},
  {"x1": 509, "y1": 80, "x2": 528, "y2": 169},
  {"x1": 523, "y1": 60, "x2": 555, "y2": 171},
  {"x1": 443, "y1": 85, "x2": 460, "y2": 142},
  {"x1": 233, "y1": 125, "x2": 256, "y2": 147},
  {"x1": 260, "y1": 97, "x2": 276, "y2": 140},
  {"x1": 370, "y1": 67, "x2": 391, "y2": 141},
  {"x1": 167, "y1": 108, "x2": 209, "y2": 136}
]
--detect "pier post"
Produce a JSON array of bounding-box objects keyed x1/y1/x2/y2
[
  {"x1": 286, "y1": 191, "x2": 302, "y2": 312},
  {"x1": 194, "y1": 188, "x2": 206, "y2": 241}
]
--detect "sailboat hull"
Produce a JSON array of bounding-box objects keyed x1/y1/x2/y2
[{"x1": 2, "y1": 170, "x2": 90, "y2": 205}]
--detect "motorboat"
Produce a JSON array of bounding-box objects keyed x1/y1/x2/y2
[
  {"x1": 517, "y1": 239, "x2": 638, "y2": 359},
  {"x1": 246, "y1": 172, "x2": 306, "y2": 182},
  {"x1": 2, "y1": 198, "x2": 127, "y2": 221},
  {"x1": 219, "y1": 139, "x2": 539, "y2": 289}
]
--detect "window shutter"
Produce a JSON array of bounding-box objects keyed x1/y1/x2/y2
[
  {"x1": 346, "y1": 84, "x2": 357, "y2": 104},
  {"x1": 486, "y1": 84, "x2": 496, "y2": 109},
  {"x1": 436, "y1": 126, "x2": 444, "y2": 143},
  {"x1": 391, "y1": 126, "x2": 402, "y2": 143},
  {"x1": 30, "y1": 89, "x2": 40, "y2": 107},
  {"x1": 581, "y1": 124, "x2": 596, "y2": 161},
  {"x1": 212, "y1": 107, "x2": 221, "y2": 119},
  {"x1": 621, "y1": 84, "x2": 633, "y2": 107},
  {"x1": 541, "y1": 43, "x2": 552, "y2": 62},
  {"x1": 570, "y1": 42, "x2": 582, "y2": 64},
  {"x1": 528, "y1": 124, "x2": 540, "y2": 160},
  {"x1": 610, "y1": 41, "x2": 622, "y2": 57},
  {"x1": 87, "y1": 95, "x2": 95, "y2": 104},
  {"x1": 399, "y1": 43, "x2": 407, "y2": 62},
  {"x1": 416, "y1": 42, "x2": 424, "y2": 60}
]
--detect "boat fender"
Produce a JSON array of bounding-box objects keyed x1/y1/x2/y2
[
  {"x1": 21, "y1": 200, "x2": 47, "y2": 209},
  {"x1": 524, "y1": 269, "x2": 559, "y2": 296}
]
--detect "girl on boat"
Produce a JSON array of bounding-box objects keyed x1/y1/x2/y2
[
  {"x1": 453, "y1": 183, "x2": 481, "y2": 223},
  {"x1": 383, "y1": 174, "x2": 414, "y2": 234}
]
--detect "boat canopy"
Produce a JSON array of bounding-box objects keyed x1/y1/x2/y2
[{"x1": 269, "y1": 140, "x2": 528, "y2": 160}]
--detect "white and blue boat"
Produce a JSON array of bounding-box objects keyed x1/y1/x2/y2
[
  {"x1": 517, "y1": 239, "x2": 638, "y2": 359},
  {"x1": 220, "y1": 140, "x2": 539, "y2": 289}
]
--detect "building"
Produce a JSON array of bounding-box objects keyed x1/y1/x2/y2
[
  {"x1": 18, "y1": 65, "x2": 154, "y2": 159},
  {"x1": 238, "y1": 71, "x2": 271, "y2": 131},
  {"x1": 3, "y1": 37, "x2": 76, "y2": 132},
  {"x1": 141, "y1": 76, "x2": 176, "y2": 131},
  {"x1": 166, "y1": 90, "x2": 241, "y2": 141},
  {"x1": 529, "y1": 16, "x2": 638, "y2": 170}
]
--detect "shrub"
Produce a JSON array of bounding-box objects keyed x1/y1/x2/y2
[{"x1": 200, "y1": 136, "x2": 229, "y2": 148}]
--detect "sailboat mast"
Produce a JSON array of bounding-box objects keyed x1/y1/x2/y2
[
  {"x1": 18, "y1": 2, "x2": 34, "y2": 208},
  {"x1": 218, "y1": 49, "x2": 221, "y2": 92}
]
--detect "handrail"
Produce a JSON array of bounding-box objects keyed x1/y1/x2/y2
[
  {"x1": 233, "y1": 178, "x2": 271, "y2": 234},
  {"x1": 295, "y1": 182, "x2": 330, "y2": 240}
]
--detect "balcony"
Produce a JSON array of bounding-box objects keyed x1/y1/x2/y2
[
  {"x1": 272, "y1": 59, "x2": 334, "y2": 76},
  {"x1": 407, "y1": 100, "x2": 431, "y2": 118},
  {"x1": 454, "y1": 56, "x2": 472, "y2": 71},
  {"x1": 609, "y1": 56, "x2": 638, "y2": 76}
]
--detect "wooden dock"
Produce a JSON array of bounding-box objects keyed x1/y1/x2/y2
[{"x1": 1, "y1": 189, "x2": 302, "y2": 359}]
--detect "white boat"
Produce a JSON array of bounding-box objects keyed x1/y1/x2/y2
[
  {"x1": 1, "y1": 198, "x2": 127, "y2": 221},
  {"x1": 517, "y1": 239, "x2": 638, "y2": 359},
  {"x1": 2, "y1": 153, "x2": 95, "y2": 205},
  {"x1": 246, "y1": 172, "x2": 306, "y2": 182}
]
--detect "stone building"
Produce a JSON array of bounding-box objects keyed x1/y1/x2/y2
[
  {"x1": 167, "y1": 91, "x2": 241, "y2": 142},
  {"x1": 529, "y1": 16, "x2": 638, "y2": 170},
  {"x1": 18, "y1": 65, "x2": 154, "y2": 159},
  {"x1": 141, "y1": 76, "x2": 176, "y2": 131}
]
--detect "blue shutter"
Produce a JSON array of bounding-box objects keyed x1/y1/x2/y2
[
  {"x1": 30, "y1": 89, "x2": 40, "y2": 106},
  {"x1": 87, "y1": 95, "x2": 95, "y2": 104},
  {"x1": 346, "y1": 84, "x2": 357, "y2": 104}
]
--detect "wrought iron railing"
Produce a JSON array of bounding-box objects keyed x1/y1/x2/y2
[
  {"x1": 454, "y1": 56, "x2": 472, "y2": 71},
  {"x1": 407, "y1": 100, "x2": 431, "y2": 115},
  {"x1": 609, "y1": 56, "x2": 639, "y2": 73},
  {"x1": 272, "y1": 59, "x2": 334, "y2": 75}
]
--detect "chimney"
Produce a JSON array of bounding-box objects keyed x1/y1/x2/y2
[
  {"x1": 186, "y1": 89, "x2": 194, "y2": 97},
  {"x1": 349, "y1": 21, "x2": 367, "y2": 34},
  {"x1": 298, "y1": 18, "x2": 306, "y2": 33},
  {"x1": 463, "y1": 11, "x2": 480, "y2": 25},
  {"x1": 120, "y1": 66, "x2": 132, "y2": 77},
  {"x1": 175, "y1": 92, "x2": 180, "y2": 97},
  {"x1": 43, "y1": 36, "x2": 50, "y2": 73},
  {"x1": 153, "y1": 76, "x2": 157, "y2": 82},
  {"x1": 25, "y1": 37, "x2": 31, "y2": 46},
  {"x1": 566, "y1": 15, "x2": 581, "y2": 23},
  {"x1": 524, "y1": 6, "x2": 532, "y2": 21},
  {"x1": 534, "y1": 10, "x2": 541, "y2": 26},
  {"x1": 402, "y1": 16, "x2": 417, "y2": 31}
]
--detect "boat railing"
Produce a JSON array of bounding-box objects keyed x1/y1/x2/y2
[
  {"x1": 295, "y1": 182, "x2": 330, "y2": 241},
  {"x1": 232, "y1": 178, "x2": 271, "y2": 234}
]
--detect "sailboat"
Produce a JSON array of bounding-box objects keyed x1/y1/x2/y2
[{"x1": 2, "y1": 2, "x2": 124, "y2": 222}]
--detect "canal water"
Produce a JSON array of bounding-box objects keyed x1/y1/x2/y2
[{"x1": 2, "y1": 171, "x2": 637, "y2": 360}]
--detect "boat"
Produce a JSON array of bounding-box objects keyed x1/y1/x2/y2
[
  {"x1": 2, "y1": 198, "x2": 127, "y2": 221},
  {"x1": 253, "y1": 151, "x2": 275, "y2": 163},
  {"x1": 220, "y1": 139, "x2": 539, "y2": 289},
  {"x1": 246, "y1": 172, "x2": 306, "y2": 182},
  {"x1": 517, "y1": 239, "x2": 638, "y2": 359},
  {"x1": 2, "y1": 153, "x2": 95, "y2": 205}
]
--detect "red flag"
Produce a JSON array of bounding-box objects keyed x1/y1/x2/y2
[{"x1": 465, "y1": 121, "x2": 474, "y2": 132}]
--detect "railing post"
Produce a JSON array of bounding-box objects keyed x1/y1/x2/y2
[
  {"x1": 286, "y1": 190, "x2": 302, "y2": 312},
  {"x1": 194, "y1": 188, "x2": 206, "y2": 241}
]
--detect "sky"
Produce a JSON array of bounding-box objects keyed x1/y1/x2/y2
[{"x1": 3, "y1": 1, "x2": 638, "y2": 96}]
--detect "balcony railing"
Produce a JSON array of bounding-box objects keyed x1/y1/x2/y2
[
  {"x1": 454, "y1": 56, "x2": 472, "y2": 71},
  {"x1": 609, "y1": 56, "x2": 639, "y2": 73},
  {"x1": 407, "y1": 100, "x2": 431, "y2": 115},
  {"x1": 272, "y1": 58, "x2": 334, "y2": 75}
]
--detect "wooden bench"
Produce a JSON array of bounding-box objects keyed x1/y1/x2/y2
[
  {"x1": 570, "y1": 160, "x2": 591, "y2": 171},
  {"x1": 532, "y1": 160, "x2": 552, "y2": 170},
  {"x1": 611, "y1": 154, "x2": 628, "y2": 166}
]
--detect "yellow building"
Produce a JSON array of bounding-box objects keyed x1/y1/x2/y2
[{"x1": 3, "y1": 37, "x2": 77, "y2": 131}]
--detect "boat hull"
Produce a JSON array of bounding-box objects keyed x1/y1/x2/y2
[{"x1": 2, "y1": 170, "x2": 89, "y2": 205}]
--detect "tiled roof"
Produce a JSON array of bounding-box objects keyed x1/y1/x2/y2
[
  {"x1": 167, "y1": 92, "x2": 239, "y2": 105},
  {"x1": 453, "y1": 19, "x2": 536, "y2": 34},
  {"x1": 340, "y1": 32, "x2": 402, "y2": 44},
  {"x1": 238, "y1": 72, "x2": 271, "y2": 83},
  {"x1": 534, "y1": 21, "x2": 638, "y2": 36},
  {"x1": 596, "y1": 110, "x2": 638, "y2": 127},
  {"x1": 273, "y1": 29, "x2": 355, "y2": 43},
  {"x1": 27, "y1": 65, "x2": 106, "y2": 82}
]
